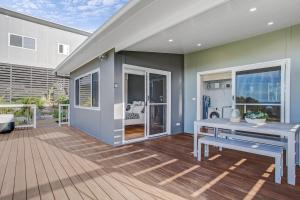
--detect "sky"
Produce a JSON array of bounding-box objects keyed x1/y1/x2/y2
[{"x1": 0, "y1": 0, "x2": 128, "y2": 32}]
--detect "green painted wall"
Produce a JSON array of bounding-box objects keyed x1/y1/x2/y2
[{"x1": 184, "y1": 24, "x2": 300, "y2": 133}]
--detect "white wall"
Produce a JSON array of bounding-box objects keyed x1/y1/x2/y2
[
  {"x1": 203, "y1": 80, "x2": 232, "y2": 109},
  {"x1": 0, "y1": 13, "x2": 87, "y2": 68}
]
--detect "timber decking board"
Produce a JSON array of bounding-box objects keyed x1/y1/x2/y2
[{"x1": 0, "y1": 126, "x2": 299, "y2": 200}]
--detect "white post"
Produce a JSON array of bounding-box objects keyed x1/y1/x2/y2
[
  {"x1": 67, "y1": 104, "x2": 70, "y2": 126},
  {"x1": 58, "y1": 104, "x2": 61, "y2": 127},
  {"x1": 33, "y1": 105, "x2": 37, "y2": 128}
]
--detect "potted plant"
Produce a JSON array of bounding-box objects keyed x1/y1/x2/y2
[{"x1": 245, "y1": 111, "x2": 268, "y2": 124}]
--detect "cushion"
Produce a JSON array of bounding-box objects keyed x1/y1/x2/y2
[
  {"x1": 132, "y1": 105, "x2": 144, "y2": 113},
  {"x1": 126, "y1": 104, "x2": 131, "y2": 111}
]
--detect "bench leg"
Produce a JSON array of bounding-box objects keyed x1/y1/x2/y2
[
  {"x1": 198, "y1": 140, "x2": 202, "y2": 161},
  {"x1": 204, "y1": 144, "x2": 209, "y2": 158},
  {"x1": 275, "y1": 156, "x2": 281, "y2": 184},
  {"x1": 286, "y1": 147, "x2": 288, "y2": 166},
  {"x1": 281, "y1": 152, "x2": 284, "y2": 177}
]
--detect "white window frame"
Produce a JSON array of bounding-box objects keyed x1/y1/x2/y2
[
  {"x1": 8, "y1": 33, "x2": 37, "y2": 51},
  {"x1": 196, "y1": 58, "x2": 291, "y2": 123},
  {"x1": 74, "y1": 69, "x2": 100, "y2": 110},
  {"x1": 57, "y1": 43, "x2": 70, "y2": 55}
]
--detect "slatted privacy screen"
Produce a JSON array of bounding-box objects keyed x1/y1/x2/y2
[
  {"x1": 0, "y1": 65, "x2": 11, "y2": 102},
  {"x1": 0, "y1": 64, "x2": 69, "y2": 103}
]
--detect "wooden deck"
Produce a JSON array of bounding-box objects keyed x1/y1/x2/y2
[{"x1": 0, "y1": 127, "x2": 299, "y2": 200}]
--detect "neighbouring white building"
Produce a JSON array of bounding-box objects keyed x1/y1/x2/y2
[{"x1": 0, "y1": 7, "x2": 90, "y2": 103}]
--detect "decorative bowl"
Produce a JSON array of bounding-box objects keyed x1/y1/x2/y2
[
  {"x1": 244, "y1": 111, "x2": 268, "y2": 124},
  {"x1": 245, "y1": 117, "x2": 266, "y2": 125}
]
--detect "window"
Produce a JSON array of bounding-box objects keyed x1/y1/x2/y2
[
  {"x1": 236, "y1": 66, "x2": 282, "y2": 121},
  {"x1": 23, "y1": 37, "x2": 36, "y2": 49},
  {"x1": 10, "y1": 34, "x2": 22, "y2": 47},
  {"x1": 9, "y1": 33, "x2": 36, "y2": 50},
  {"x1": 75, "y1": 79, "x2": 79, "y2": 106},
  {"x1": 58, "y1": 43, "x2": 70, "y2": 55},
  {"x1": 92, "y1": 72, "x2": 99, "y2": 107},
  {"x1": 75, "y1": 70, "x2": 100, "y2": 109}
]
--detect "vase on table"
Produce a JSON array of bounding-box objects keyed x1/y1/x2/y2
[{"x1": 230, "y1": 109, "x2": 241, "y2": 123}]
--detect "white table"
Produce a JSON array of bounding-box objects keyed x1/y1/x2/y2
[{"x1": 194, "y1": 119, "x2": 300, "y2": 186}]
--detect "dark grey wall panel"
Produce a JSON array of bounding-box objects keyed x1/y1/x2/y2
[
  {"x1": 70, "y1": 50, "x2": 115, "y2": 145},
  {"x1": 70, "y1": 59, "x2": 101, "y2": 139},
  {"x1": 116, "y1": 51, "x2": 184, "y2": 134},
  {"x1": 70, "y1": 50, "x2": 184, "y2": 145}
]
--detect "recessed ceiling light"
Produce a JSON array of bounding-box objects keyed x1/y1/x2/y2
[
  {"x1": 197, "y1": 43, "x2": 202, "y2": 47},
  {"x1": 267, "y1": 21, "x2": 274, "y2": 26},
  {"x1": 249, "y1": 7, "x2": 257, "y2": 12},
  {"x1": 168, "y1": 39, "x2": 173, "y2": 42}
]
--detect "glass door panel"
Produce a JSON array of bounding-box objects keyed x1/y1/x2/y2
[
  {"x1": 147, "y1": 73, "x2": 168, "y2": 136},
  {"x1": 124, "y1": 70, "x2": 147, "y2": 141},
  {"x1": 149, "y1": 105, "x2": 167, "y2": 135},
  {"x1": 149, "y1": 73, "x2": 167, "y2": 103}
]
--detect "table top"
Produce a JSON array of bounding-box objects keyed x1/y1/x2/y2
[{"x1": 195, "y1": 118, "x2": 300, "y2": 136}]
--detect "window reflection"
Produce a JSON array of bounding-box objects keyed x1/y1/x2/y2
[
  {"x1": 236, "y1": 67, "x2": 281, "y2": 104},
  {"x1": 236, "y1": 66, "x2": 282, "y2": 122}
]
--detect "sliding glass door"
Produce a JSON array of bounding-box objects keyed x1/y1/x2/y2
[{"x1": 123, "y1": 65, "x2": 171, "y2": 142}]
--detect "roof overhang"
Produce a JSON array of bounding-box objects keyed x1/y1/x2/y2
[
  {"x1": 54, "y1": 0, "x2": 300, "y2": 75},
  {"x1": 54, "y1": 0, "x2": 229, "y2": 75}
]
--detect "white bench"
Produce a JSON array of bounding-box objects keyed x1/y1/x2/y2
[
  {"x1": 218, "y1": 132, "x2": 287, "y2": 148},
  {"x1": 199, "y1": 131, "x2": 288, "y2": 164},
  {"x1": 218, "y1": 132, "x2": 288, "y2": 165},
  {"x1": 198, "y1": 136, "x2": 283, "y2": 184}
]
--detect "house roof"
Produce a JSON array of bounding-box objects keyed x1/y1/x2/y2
[
  {"x1": 54, "y1": 0, "x2": 300, "y2": 75},
  {"x1": 0, "y1": 7, "x2": 91, "y2": 36}
]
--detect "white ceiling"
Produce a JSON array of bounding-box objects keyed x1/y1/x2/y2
[{"x1": 125, "y1": 0, "x2": 300, "y2": 54}]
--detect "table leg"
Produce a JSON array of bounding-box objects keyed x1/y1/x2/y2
[
  {"x1": 287, "y1": 133, "x2": 296, "y2": 185},
  {"x1": 215, "y1": 128, "x2": 222, "y2": 151},
  {"x1": 194, "y1": 122, "x2": 198, "y2": 157},
  {"x1": 214, "y1": 128, "x2": 217, "y2": 138}
]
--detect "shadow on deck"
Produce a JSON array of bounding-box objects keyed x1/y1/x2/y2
[{"x1": 0, "y1": 126, "x2": 299, "y2": 200}]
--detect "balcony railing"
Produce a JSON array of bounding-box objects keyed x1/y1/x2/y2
[{"x1": 58, "y1": 104, "x2": 70, "y2": 126}]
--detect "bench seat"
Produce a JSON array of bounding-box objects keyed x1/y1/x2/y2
[
  {"x1": 198, "y1": 136, "x2": 283, "y2": 184},
  {"x1": 218, "y1": 132, "x2": 287, "y2": 148}
]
